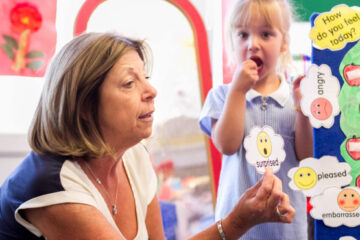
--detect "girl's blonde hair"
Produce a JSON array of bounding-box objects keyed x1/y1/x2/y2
[
  {"x1": 225, "y1": 0, "x2": 295, "y2": 73},
  {"x1": 29, "y1": 32, "x2": 152, "y2": 159}
]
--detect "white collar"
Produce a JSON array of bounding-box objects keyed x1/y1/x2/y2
[{"x1": 246, "y1": 75, "x2": 290, "y2": 107}]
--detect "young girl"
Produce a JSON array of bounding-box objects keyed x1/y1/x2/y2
[{"x1": 199, "y1": 0, "x2": 313, "y2": 239}]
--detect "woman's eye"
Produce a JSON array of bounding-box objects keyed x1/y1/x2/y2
[{"x1": 123, "y1": 80, "x2": 134, "y2": 88}]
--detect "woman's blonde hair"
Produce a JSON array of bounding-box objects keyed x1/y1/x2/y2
[
  {"x1": 225, "y1": 0, "x2": 295, "y2": 72},
  {"x1": 29, "y1": 32, "x2": 152, "y2": 159}
]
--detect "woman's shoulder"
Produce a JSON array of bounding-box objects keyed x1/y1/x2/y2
[
  {"x1": 125, "y1": 143, "x2": 150, "y2": 158},
  {"x1": 3, "y1": 152, "x2": 69, "y2": 195},
  {"x1": 123, "y1": 143, "x2": 156, "y2": 180},
  {"x1": 123, "y1": 143, "x2": 157, "y2": 203},
  {"x1": 123, "y1": 142, "x2": 152, "y2": 174},
  {"x1": 123, "y1": 143, "x2": 153, "y2": 170},
  {"x1": 0, "y1": 152, "x2": 71, "y2": 220}
]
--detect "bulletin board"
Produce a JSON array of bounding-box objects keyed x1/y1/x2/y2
[{"x1": 307, "y1": 5, "x2": 360, "y2": 240}]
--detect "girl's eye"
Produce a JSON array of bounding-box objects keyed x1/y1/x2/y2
[
  {"x1": 238, "y1": 32, "x2": 248, "y2": 39},
  {"x1": 262, "y1": 32, "x2": 271, "y2": 38}
]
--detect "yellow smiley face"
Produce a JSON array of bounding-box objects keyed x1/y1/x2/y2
[
  {"x1": 257, "y1": 131, "x2": 272, "y2": 158},
  {"x1": 294, "y1": 167, "x2": 317, "y2": 190}
]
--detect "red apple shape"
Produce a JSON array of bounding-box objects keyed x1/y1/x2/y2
[
  {"x1": 346, "y1": 136, "x2": 360, "y2": 160},
  {"x1": 357, "y1": 175, "x2": 360, "y2": 188},
  {"x1": 344, "y1": 63, "x2": 360, "y2": 86}
]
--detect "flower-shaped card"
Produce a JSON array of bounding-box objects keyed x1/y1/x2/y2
[
  {"x1": 339, "y1": 237, "x2": 357, "y2": 240},
  {"x1": 300, "y1": 64, "x2": 340, "y2": 128},
  {"x1": 311, "y1": 186, "x2": 360, "y2": 227},
  {"x1": 288, "y1": 156, "x2": 352, "y2": 197},
  {"x1": 243, "y1": 125, "x2": 285, "y2": 174}
]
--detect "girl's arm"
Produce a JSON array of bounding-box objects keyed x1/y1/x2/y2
[
  {"x1": 293, "y1": 75, "x2": 314, "y2": 160},
  {"x1": 294, "y1": 110, "x2": 314, "y2": 160},
  {"x1": 211, "y1": 88, "x2": 247, "y2": 155},
  {"x1": 211, "y1": 60, "x2": 259, "y2": 155}
]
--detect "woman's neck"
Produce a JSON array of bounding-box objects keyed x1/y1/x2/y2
[{"x1": 86, "y1": 154, "x2": 124, "y2": 186}]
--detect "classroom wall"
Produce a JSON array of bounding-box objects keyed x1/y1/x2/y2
[{"x1": 0, "y1": 135, "x2": 30, "y2": 184}]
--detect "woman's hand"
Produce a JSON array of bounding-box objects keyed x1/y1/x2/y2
[{"x1": 222, "y1": 168, "x2": 295, "y2": 239}]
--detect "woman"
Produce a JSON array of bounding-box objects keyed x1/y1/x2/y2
[{"x1": 0, "y1": 32, "x2": 295, "y2": 240}]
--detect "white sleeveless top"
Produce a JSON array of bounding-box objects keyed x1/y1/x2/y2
[{"x1": 14, "y1": 143, "x2": 157, "y2": 239}]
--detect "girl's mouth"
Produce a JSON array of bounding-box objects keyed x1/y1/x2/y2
[{"x1": 250, "y1": 56, "x2": 263, "y2": 73}]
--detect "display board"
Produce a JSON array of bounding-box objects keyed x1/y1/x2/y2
[{"x1": 305, "y1": 5, "x2": 360, "y2": 240}]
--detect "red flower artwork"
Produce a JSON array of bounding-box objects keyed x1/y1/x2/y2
[
  {"x1": 0, "y1": 0, "x2": 57, "y2": 76},
  {"x1": 10, "y1": 3, "x2": 42, "y2": 33},
  {"x1": 9, "y1": 3, "x2": 42, "y2": 71}
]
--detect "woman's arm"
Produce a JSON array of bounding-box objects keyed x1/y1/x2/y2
[
  {"x1": 146, "y1": 196, "x2": 165, "y2": 239},
  {"x1": 23, "y1": 203, "x2": 124, "y2": 240},
  {"x1": 23, "y1": 169, "x2": 294, "y2": 240},
  {"x1": 188, "y1": 168, "x2": 295, "y2": 240},
  {"x1": 293, "y1": 75, "x2": 314, "y2": 160}
]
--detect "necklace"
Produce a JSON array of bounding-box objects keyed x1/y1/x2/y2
[{"x1": 84, "y1": 161, "x2": 118, "y2": 215}]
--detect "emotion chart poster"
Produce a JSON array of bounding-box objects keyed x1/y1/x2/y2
[{"x1": 290, "y1": 4, "x2": 360, "y2": 240}]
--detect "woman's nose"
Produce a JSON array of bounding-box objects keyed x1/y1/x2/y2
[{"x1": 142, "y1": 81, "x2": 157, "y2": 101}]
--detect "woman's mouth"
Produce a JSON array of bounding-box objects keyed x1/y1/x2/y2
[
  {"x1": 139, "y1": 111, "x2": 154, "y2": 121},
  {"x1": 250, "y1": 56, "x2": 263, "y2": 73}
]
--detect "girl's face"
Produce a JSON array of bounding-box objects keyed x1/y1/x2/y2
[
  {"x1": 97, "y1": 50, "x2": 157, "y2": 150},
  {"x1": 232, "y1": 16, "x2": 287, "y2": 79}
]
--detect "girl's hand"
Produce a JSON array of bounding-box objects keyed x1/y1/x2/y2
[
  {"x1": 231, "y1": 59, "x2": 259, "y2": 94},
  {"x1": 292, "y1": 75, "x2": 305, "y2": 109}
]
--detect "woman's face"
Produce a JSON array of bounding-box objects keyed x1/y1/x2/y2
[{"x1": 98, "y1": 49, "x2": 157, "y2": 149}]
